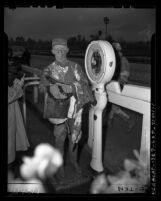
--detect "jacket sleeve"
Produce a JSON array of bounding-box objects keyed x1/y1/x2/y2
[
  {"x1": 73, "y1": 63, "x2": 90, "y2": 85},
  {"x1": 72, "y1": 63, "x2": 94, "y2": 111}
]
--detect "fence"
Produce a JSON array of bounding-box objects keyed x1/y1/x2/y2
[
  {"x1": 22, "y1": 65, "x2": 41, "y2": 123},
  {"x1": 88, "y1": 81, "x2": 150, "y2": 166}
]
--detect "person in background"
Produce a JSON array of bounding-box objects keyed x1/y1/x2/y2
[
  {"x1": 39, "y1": 38, "x2": 94, "y2": 179},
  {"x1": 21, "y1": 47, "x2": 31, "y2": 66},
  {"x1": 107, "y1": 42, "x2": 136, "y2": 132},
  {"x1": 8, "y1": 48, "x2": 13, "y2": 62},
  {"x1": 8, "y1": 63, "x2": 30, "y2": 169}
]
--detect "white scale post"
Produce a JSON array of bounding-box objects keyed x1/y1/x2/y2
[{"x1": 85, "y1": 40, "x2": 116, "y2": 172}]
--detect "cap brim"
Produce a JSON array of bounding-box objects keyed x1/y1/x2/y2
[{"x1": 53, "y1": 45, "x2": 68, "y2": 50}]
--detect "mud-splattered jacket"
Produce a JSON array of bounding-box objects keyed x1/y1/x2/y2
[{"x1": 39, "y1": 60, "x2": 94, "y2": 139}]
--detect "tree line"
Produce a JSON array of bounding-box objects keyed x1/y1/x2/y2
[{"x1": 8, "y1": 30, "x2": 151, "y2": 57}]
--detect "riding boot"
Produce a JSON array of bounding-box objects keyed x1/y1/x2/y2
[
  {"x1": 54, "y1": 132, "x2": 66, "y2": 178},
  {"x1": 68, "y1": 141, "x2": 82, "y2": 175},
  {"x1": 54, "y1": 138, "x2": 65, "y2": 178}
]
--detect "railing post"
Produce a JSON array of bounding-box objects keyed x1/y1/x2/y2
[
  {"x1": 140, "y1": 111, "x2": 151, "y2": 166},
  {"x1": 23, "y1": 86, "x2": 26, "y2": 124},
  {"x1": 33, "y1": 74, "x2": 39, "y2": 103},
  {"x1": 23, "y1": 79, "x2": 40, "y2": 125}
]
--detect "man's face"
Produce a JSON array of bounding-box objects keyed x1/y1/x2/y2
[{"x1": 51, "y1": 45, "x2": 68, "y2": 63}]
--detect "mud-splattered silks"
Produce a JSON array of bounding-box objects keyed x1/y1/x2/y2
[{"x1": 40, "y1": 60, "x2": 94, "y2": 143}]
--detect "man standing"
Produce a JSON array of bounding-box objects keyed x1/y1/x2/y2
[
  {"x1": 107, "y1": 42, "x2": 136, "y2": 132},
  {"x1": 39, "y1": 38, "x2": 94, "y2": 178},
  {"x1": 21, "y1": 48, "x2": 31, "y2": 66}
]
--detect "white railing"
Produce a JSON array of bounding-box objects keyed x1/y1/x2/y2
[
  {"x1": 21, "y1": 65, "x2": 41, "y2": 123},
  {"x1": 88, "y1": 81, "x2": 151, "y2": 166}
]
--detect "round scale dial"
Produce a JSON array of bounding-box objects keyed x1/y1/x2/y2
[{"x1": 85, "y1": 40, "x2": 116, "y2": 85}]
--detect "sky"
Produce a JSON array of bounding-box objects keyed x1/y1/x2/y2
[{"x1": 4, "y1": 7, "x2": 156, "y2": 42}]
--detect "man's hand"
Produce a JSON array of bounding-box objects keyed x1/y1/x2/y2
[
  {"x1": 20, "y1": 75, "x2": 25, "y2": 86},
  {"x1": 119, "y1": 75, "x2": 128, "y2": 88},
  {"x1": 118, "y1": 75, "x2": 128, "y2": 91},
  {"x1": 71, "y1": 130, "x2": 82, "y2": 144},
  {"x1": 13, "y1": 77, "x2": 24, "y2": 88}
]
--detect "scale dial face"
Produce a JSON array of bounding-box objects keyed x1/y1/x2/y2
[
  {"x1": 85, "y1": 40, "x2": 116, "y2": 85},
  {"x1": 86, "y1": 43, "x2": 105, "y2": 83}
]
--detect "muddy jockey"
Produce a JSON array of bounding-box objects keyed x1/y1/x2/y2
[{"x1": 39, "y1": 38, "x2": 94, "y2": 178}]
